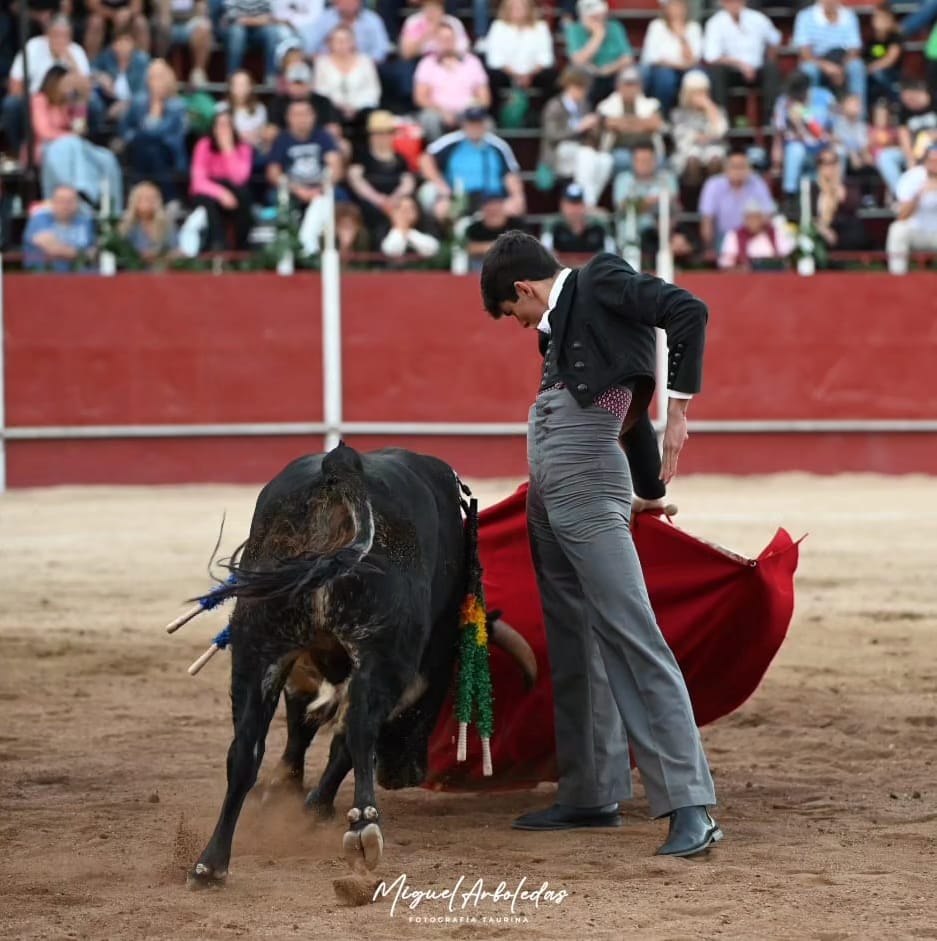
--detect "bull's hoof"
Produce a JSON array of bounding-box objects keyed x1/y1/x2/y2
[
  {"x1": 343, "y1": 817, "x2": 383, "y2": 872},
  {"x1": 304, "y1": 789, "x2": 336, "y2": 820},
  {"x1": 186, "y1": 861, "x2": 228, "y2": 889}
]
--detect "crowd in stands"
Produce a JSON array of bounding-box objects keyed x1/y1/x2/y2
[{"x1": 3, "y1": 0, "x2": 937, "y2": 274}]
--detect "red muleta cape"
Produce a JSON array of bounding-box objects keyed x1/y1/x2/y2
[{"x1": 425, "y1": 483, "x2": 800, "y2": 791}]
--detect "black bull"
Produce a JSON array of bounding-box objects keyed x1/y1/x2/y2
[{"x1": 188, "y1": 444, "x2": 535, "y2": 886}]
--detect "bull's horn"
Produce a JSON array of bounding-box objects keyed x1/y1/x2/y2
[
  {"x1": 488, "y1": 618, "x2": 537, "y2": 690},
  {"x1": 165, "y1": 604, "x2": 204, "y2": 634}
]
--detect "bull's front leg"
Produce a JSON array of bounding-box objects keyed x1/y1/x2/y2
[
  {"x1": 341, "y1": 660, "x2": 409, "y2": 872},
  {"x1": 188, "y1": 651, "x2": 284, "y2": 888}
]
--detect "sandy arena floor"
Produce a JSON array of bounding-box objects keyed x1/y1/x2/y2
[{"x1": 1, "y1": 473, "x2": 936, "y2": 941}]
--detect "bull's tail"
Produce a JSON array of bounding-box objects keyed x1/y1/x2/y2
[{"x1": 202, "y1": 443, "x2": 380, "y2": 606}]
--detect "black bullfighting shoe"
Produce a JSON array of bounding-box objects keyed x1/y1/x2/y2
[
  {"x1": 511, "y1": 802, "x2": 621, "y2": 831},
  {"x1": 656, "y1": 805, "x2": 723, "y2": 858}
]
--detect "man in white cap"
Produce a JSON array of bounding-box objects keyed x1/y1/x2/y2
[{"x1": 565, "y1": 0, "x2": 635, "y2": 102}]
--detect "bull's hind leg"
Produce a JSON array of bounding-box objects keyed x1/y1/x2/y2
[
  {"x1": 258, "y1": 686, "x2": 320, "y2": 795},
  {"x1": 341, "y1": 652, "x2": 412, "y2": 872},
  {"x1": 304, "y1": 731, "x2": 352, "y2": 819},
  {"x1": 188, "y1": 650, "x2": 285, "y2": 888}
]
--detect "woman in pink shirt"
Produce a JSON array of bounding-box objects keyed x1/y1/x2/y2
[
  {"x1": 30, "y1": 65, "x2": 86, "y2": 164},
  {"x1": 190, "y1": 109, "x2": 254, "y2": 250}
]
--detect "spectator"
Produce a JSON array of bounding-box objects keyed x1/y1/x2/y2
[
  {"x1": 772, "y1": 70, "x2": 836, "y2": 212},
  {"x1": 4, "y1": 16, "x2": 96, "y2": 158},
  {"x1": 266, "y1": 97, "x2": 344, "y2": 254},
  {"x1": 793, "y1": 0, "x2": 866, "y2": 112},
  {"x1": 596, "y1": 64, "x2": 664, "y2": 173},
  {"x1": 812, "y1": 145, "x2": 866, "y2": 258},
  {"x1": 887, "y1": 145, "x2": 937, "y2": 274},
  {"x1": 314, "y1": 24, "x2": 381, "y2": 140},
  {"x1": 93, "y1": 26, "x2": 150, "y2": 122},
  {"x1": 612, "y1": 141, "x2": 678, "y2": 256},
  {"x1": 118, "y1": 180, "x2": 178, "y2": 264},
  {"x1": 485, "y1": 0, "x2": 557, "y2": 121},
  {"x1": 418, "y1": 107, "x2": 525, "y2": 221},
  {"x1": 876, "y1": 81, "x2": 937, "y2": 195},
  {"x1": 120, "y1": 58, "x2": 188, "y2": 203},
  {"x1": 335, "y1": 201, "x2": 370, "y2": 258},
  {"x1": 541, "y1": 182, "x2": 615, "y2": 255},
  {"x1": 414, "y1": 22, "x2": 490, "y2": 141},
  {"x1": 23, "y1": 185, "x2": 96, "y2": 271},
  {"x1": 639, "y1": 0, "x2": 701, "y2": 115},
  {"x1": 698, "y1": 148, "x2": 776, "y2": 251},
  {"x1": 347, "y1": 109, "x2": 415, "y2": 237},
  {"x1": 703, "y1": 0, "x2": 781, "y2": 117},
  {"x1": 420, "y1": 108, "x2": 525, "y2": 220},
  {"x1": 271, "y1": 0, "x2": 325, "y2": 45},
  {"x1": 84, "y1": 0, "x2": 150, "y2": 63},
  {"x1": 564, "y1": 0, "x2": 633, "y2": 104},
  {"x1": 669, "y1": 70, "x2": 728, "y2": 187},
  {"x1": 465, "y1": 196, "x2": 518, "y2": 267},
  {"x1": 869, "y1": 98, "x2": 900, "y2": 186},
  {"x1": 223, "y1": 0, "x2": 291, "y2": 82},
  {"x1": 190, "y1": 110, "x2": 254, "y2": 250},
  {"x1": 153, "y1": 0, "x2": 213, "y2": 87},
  {"x1": 539, "y1": 66, "x2": 613, "y2": 206},
  {"x1": 833, "y1": 93, "x2": 878, "y2": 198},
  {"x1": 33, "y1": 66, "x2": 125, "y2": 211},
  {"x1": 717, "y1": 200, "x2": 793, "y2": 270},
  {"x1": 865, "y1": 7, "x2": 903, "y2": 106},
  {"x1": 390, "y1": 0, "x2": 468, "y2": 110},
  {"x1": 302, "y1": 0, "x2": 390, "y2": 65},
  {"x1": 381, "y1": 195, "x2": 441, "y2": 259},
  {"x1": 227, "y1": 70, "x2": 268, "y2": 151}
]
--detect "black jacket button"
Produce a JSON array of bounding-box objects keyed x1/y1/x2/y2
[{"x1": 576, "y1": 383, "x2": 588, "y2": 392}]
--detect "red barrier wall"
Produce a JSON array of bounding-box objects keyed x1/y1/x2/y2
[{"x1": 4, "y1": 271, "x2": 936, "y2": 486}]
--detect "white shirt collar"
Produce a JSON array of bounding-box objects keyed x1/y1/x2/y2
[{"x1": 538, "y1": 267, "x2": 572, "y2": 334}]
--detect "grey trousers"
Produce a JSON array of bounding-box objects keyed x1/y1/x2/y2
[{"x1": 526, "y1": 387, "x2": 716, "y2": 818}]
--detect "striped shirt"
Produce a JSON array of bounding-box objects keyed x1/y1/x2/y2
[
  {"x1": 792, "y1": 3, "x2": 861, "y2": 57},
  {"x1": 224, "y1": 0, "x2": 272, "y2": 19}
]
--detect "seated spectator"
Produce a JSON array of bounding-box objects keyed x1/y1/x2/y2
[
  {"x1": 381, "y1": 195, "x2": 441, "y2": 259},
  {"x1": 335, "y1": 201, "x2": 370, "y2": 259},
  {"x1": 717, "y1": 200, "x2": 794, "y2": 269},
  {"x1": 833, "y1": 93, "x2": 879, "y2": 199},
  {"x1": 612, "y1": 142, "x2": 678, "y2": 256},
  {"x1": 393, "y1": 0, "x2": 469, "y2": 109},
  {"x1": 541, "y1": 182, "x2": 616, "y2": 255},
  {"x1": 887, "y1": 144, "x2": 937, "y2": 274},
  {"x1": 271, "y1": 0, "x2": 325, "y2": 47},
  {"x1": 227, "y1": 69, "x2": 268, "y2": 152},
  {"x1": 703, "y1": 0, "x2": 781, "y2": 117},
  {"x1": 465, "y1": 197, "x2": 518, "y2": 269},
  {"x1": 347, "y1": 109, "x2": 415, "y2": 238},
  {"x1": 485, "y1": 0, "x2": 557, "y2": 124},
  {"x1": 153, "y1": 0, "x2": 213, "y2": 87},
  {"x1": 419, "y1": 107, "x2": 525, "y2": 222},
  {"x1": 539, "y1": 67, "x2": 613, "y2": 207},
  {"x1": 596, "y1": 65, "x2": 664, "y2": 173},
  {"x1": 869, "y1": 99, "x2": 900, "y2": 187},
  {"x1": 565, "y1": 0, "x2": 633, "y2": 104},
  {"x1": 120, "y1": 58, "x2": 188, "y2": 202},
  {"x1": 190, "y1": 110, "x2": 254, "y2": 250},
  {"x1": 698, "y1": 148, "x2": 776, "y2": 251},
  {"x1": 301, "y1": 0, "x2": 390, "y2": 66},
  {"x1": 266, "y1": 97, "x2": 344, "y2": 254},
  {"x1": 4, "y1": 16, "x2": 97, "y2": 158},
  {"x1": 865, "y1": 7, "x2": 903, "y2": 106},
  {"x1": 314, "y1": 24, "x2": 381, "y2": 142},
  {"x1": 414, "y1": 22, "x2": 490, "y2": 141},
  {"x1": 771, "y1": 71, "x2": 835, "y2": 212},
  {"x1": 33, "y1": 66, "x2": 125, "y2": 211},
  {"x1": 812, "y1": 145, "x2": 866, "y2": 257},
  {"x1": 793, "y1": 0, "x2": 866, "y2": 112},
  {"x1": 639, "y1": 0, "x2": 701, "y2": 115},
  {"x1": 876, "y1": 81, "x2": 937, "y2": 196},
  {"x1": 118, "y1": 180, "x2": 179, "y2": 264},
  {"x1": 84, "y1": 0, "x2": 150, "y2": 63},
  {"x1": 93, "y1": 26, "x2": 149, "y2": 122},
  {"x1": 670, "y1": 70, "x2": 728, "y2": 187},
  {"x1": 23, "y1": 185, "x2": 96, "y2": 271},
  {"x1": 223, "y1": 0, "x2": 291, "y2": 82}
]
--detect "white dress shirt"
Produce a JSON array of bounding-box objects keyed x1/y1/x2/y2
[
  {"x1": 539, "y1": 267, "x2": 691, "y2": 399},
  {"x1": 702, "y1": 7, "x2": 781, "y2": 70}
]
